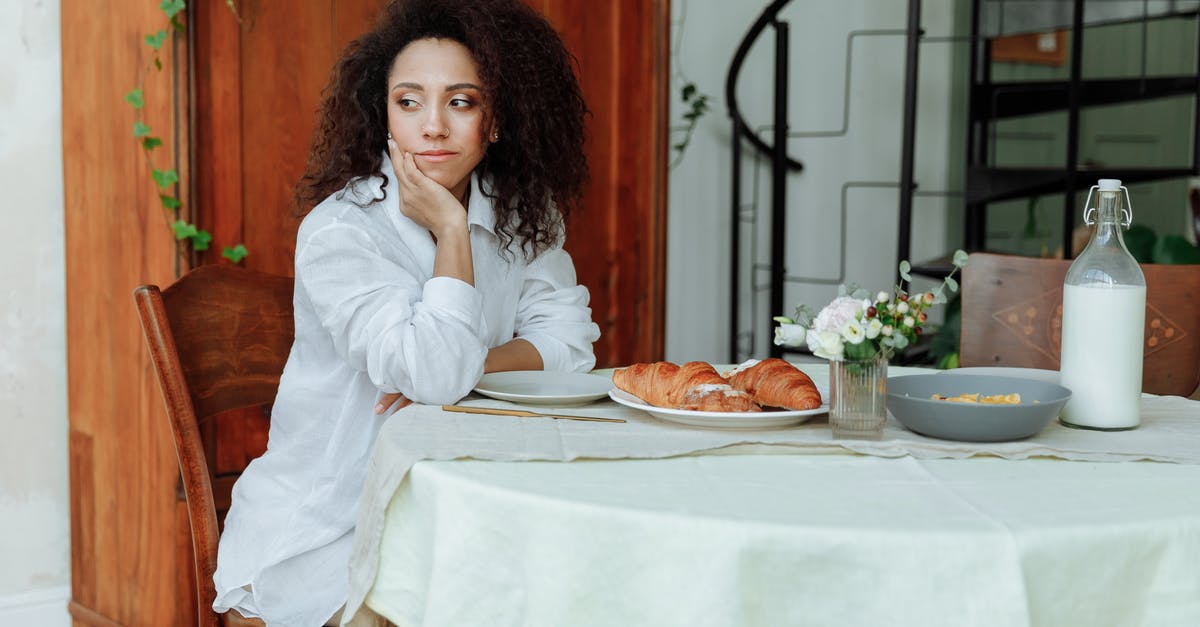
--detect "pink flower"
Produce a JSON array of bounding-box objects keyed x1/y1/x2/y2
[{"x1": 812, "y1": 296, "x2": 868, "y2": 335}]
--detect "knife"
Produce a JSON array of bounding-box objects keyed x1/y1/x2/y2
[{"x1": 441, "y1": 404, "x2": 625, "y2": 423}]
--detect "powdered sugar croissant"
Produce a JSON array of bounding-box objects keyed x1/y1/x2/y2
[
  {"x1": 613, "y1": 361, "x2": 761, "y2": 412},
  {"x1": 724, "y1": 358, "x2": 822, "y2": 410}
]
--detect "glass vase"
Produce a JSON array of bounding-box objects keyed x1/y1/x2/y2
[{"x1": 829, "y1": 355, "x2": 889, "y2": 440}]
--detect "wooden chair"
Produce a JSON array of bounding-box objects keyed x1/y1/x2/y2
[
  {"x1": 960, "y1": 252, "x2": 1200, "y2": 396},
  {"x1": 135, "y1": 264, "x2": 294, "y2": 627}
]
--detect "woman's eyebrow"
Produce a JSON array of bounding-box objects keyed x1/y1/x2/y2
[{"x1": 390, "y1": 81, "x2": 482, "y2": 92}]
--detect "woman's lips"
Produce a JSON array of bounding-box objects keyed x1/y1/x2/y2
[{"x1": 416, "y1": 150, "x2": 456, "y2": 163}]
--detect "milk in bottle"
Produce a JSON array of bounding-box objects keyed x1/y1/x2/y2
[{"x1": 1059, "y1": 179, "x2": 1146, "y2": 430}]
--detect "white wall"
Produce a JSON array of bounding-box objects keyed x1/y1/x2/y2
[
  {"x1": 0, "y1": 0, "x2": 71, "y2": 623},
  {"x1": 667, "y1": 0, "x2": 960, "y2": 362}
]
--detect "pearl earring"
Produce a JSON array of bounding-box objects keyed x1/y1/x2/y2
[
  {"x1": 387, "y1": 132, "x2": 392, "y2": 140},
  {"x1": 492, "y1": 131, "x2": 500, "y2": 141}
]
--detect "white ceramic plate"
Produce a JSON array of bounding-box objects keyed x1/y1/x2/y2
[
  {"x1": 945, "y1": 367, "x2": 1061, "y2": 386},
  {"x1": 473, "y1": 371, "x2": 614, "y2": 405},
  {"x1": 607, "y1": 389, "x2": 827, "y2": 429}
]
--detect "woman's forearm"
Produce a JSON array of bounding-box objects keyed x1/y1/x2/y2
[
  {"x1": 484, "y1": 338, "x2": 543, "y2": 373},
  {"x1": 431, "y1": 219, "x2": 474, "y2": 286}
]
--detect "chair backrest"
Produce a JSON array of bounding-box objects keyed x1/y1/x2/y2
[
  {"x1": 960, "y1": 252, "x2": 1200, "y2": 396},
  {"x1": 134, "y1": 264, "x2": 293, "y2": 627}
]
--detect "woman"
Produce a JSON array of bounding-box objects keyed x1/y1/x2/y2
[{"x1": 212, "y1": 0, "x2": 600, "y2": 624}]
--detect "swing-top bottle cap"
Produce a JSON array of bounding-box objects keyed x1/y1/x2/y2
[{"x1": 1097, "y1": 178, "x2": 1122, "y2": 191}]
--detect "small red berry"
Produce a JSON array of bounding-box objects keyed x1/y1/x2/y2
[{"x1": 867, "y1": 306, "x2": 877, "y2": 317}]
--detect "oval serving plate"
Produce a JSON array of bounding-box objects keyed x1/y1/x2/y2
[{"x1": 608, "y1": 389, "x2": 827, "y2": 429}]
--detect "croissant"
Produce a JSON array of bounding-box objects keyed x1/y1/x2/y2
[
  {"x1": 724, "y1": 358, "x2": 822, "y2": 410},
  {"x1": 613, "y1": 361, "x2": 761, "y2": 412}
]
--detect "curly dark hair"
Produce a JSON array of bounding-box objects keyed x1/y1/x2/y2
[{"x1": 294, "y1": 0, "x2": 589, "y2": 259}]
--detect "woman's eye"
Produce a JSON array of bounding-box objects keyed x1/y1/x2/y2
[
  {"x1": 449, "y1": 97, "x2": 474, "y2": 109},
  {"x1": 397, "y1": 98, "x2": 419, "y2": 109}
]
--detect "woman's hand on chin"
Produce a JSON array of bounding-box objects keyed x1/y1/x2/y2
[{"x1": 388, "y1": 140, "x2": 466, "y2": 238}]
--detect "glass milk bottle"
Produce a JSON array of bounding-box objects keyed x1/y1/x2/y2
[{"x1": 1059, "y1": 179, "x2": 1146, "y2": 430}]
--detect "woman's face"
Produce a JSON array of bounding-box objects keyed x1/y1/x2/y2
[{"x1": 386, "y1": 38, "x2": 495, "y2": 201}]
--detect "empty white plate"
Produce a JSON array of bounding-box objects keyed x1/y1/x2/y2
[{"x1": 474, "y1": 371, "x2": 614, "y2": 405}]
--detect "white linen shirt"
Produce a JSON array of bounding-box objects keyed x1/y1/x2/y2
[{"x1": 212, "y1": 154, "x2": 600, "y2": 626}]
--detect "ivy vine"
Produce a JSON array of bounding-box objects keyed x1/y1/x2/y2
[{"x1": 126, "y1": 0, "x2": 248, "y2": 264}]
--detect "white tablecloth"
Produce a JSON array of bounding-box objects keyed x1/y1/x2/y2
[
  {"x1": 342, "y1": 364, "x2": 1200, "y2": 626},
  {"x1": 364, "y1": 455, "x2": 1200, "y2": 627}
]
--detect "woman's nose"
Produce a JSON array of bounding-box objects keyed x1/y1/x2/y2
[{"x1": 422, "y1": 110, "x2": 449, "y2": 138}]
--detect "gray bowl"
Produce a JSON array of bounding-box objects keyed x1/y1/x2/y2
[{"x1": 887, "y1": 373, "x2": 1072, "y2": 442}]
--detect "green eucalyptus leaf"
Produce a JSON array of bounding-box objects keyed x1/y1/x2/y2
[
  {"x1": 190, "y1": 229, "x2": 212, "y2": 251},
  {"x1": 772, "y1": 316, "x2": 794, "y2": 324},
  {"x1": 898, "y1": 260, "x2": 912, "y2": 283},
  {"x1": 223, "y1": 244, "x2": 249, "y2": 263},
  {"x1": 892, "y1": 334, "x2": 909, "y2": 350},
  {"x1": 145, "y1": 30, "x2": 168, "y2": 50},
  {"x1": 171, "y1": 219, "x2": 197, "y2": 240},
  {"x1": 133, "y1": 121, "x2": 151, "y2": 138},
  {"x1": 945, "y1": 276, "x2": 959, "y2": 292},
  {"x1": 952, "y1": 249, "x2": 969, "y2": 267},
  {"x1": 152, "y1": 168, "x2": 179, "y2": 189},
  {"x1": 160, "y1": 0, "x2": 186, "y2": 19},
  {"x1": 159, "y1": 194, "x2": 181, "y2": 210},
  {"x1": 142, "y1": 136, "x2": 163, "y2": 150},
  {"x1": 125, "y1": 88, "x2": 144, "y2": 109}
]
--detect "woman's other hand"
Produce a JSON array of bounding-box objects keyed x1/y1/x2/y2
[
  {"x1": 375, "y1": 392, "x2": 413, "y2": 415},
  {"x1": 388, "y1": 139, "x2": 467, "y2": 238}
]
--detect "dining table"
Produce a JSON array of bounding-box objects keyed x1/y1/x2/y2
[{"x1": 341, "y1": 363, "x2": 1200, "y2": 627}]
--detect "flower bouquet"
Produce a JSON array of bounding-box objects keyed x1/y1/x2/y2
[
  {"x1": 773, "y1": 250, "x2": 968, "y2": 439},
  {"x1": 773, "y1": 250, "x2": 969, "y2": 362}
]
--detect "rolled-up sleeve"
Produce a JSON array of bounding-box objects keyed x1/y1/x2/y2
[
  {"x1": 515, "y1": 246, "x2": 601, "y2": 373},
  {"x1": 296, "y1": 221, "x2": 487, "y2": 404}
]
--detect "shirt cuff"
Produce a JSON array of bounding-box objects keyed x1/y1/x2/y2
[
  {"x1": 422, "y1": 276, "x2": 482, "y2": 332},
  {"x1": 520, "y1": 331, "x2": 574, "y2": 373}
]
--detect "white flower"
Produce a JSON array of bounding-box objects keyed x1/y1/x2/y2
[
  {"x1": 807, "y1": 329, "x2": 845, "y2": 360},
  {"x1": 865, "y1": 318, "x2": 883, "y2": 339},
  {"x1": 876, "y1": 291, "x2": 889, "y2": 303},
  {"x1": 904, "y1": 315, "x2": 915, "y2": 327},
  {"x1": 842, "y1": 319, "x2": 865, "y2": 344},
  {"x1": 881, "y1": 324, "x2": 894, "y2": 336},
  {"x1": 773, "y1": 323, "x2": 807, "y2": 347},
  {"x1": 896, "y1": 301, "x2": 909, "y2": 314},
  {"x1": 812, "y1": 296, "x2": 867, "y2": 335}
]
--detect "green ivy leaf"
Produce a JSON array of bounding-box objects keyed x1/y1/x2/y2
[
  {"x1": 159, "y1": 194, "x2": 181, "y2": 209},
  {"x1": 142, "y1": 136, "x2": 163, "y2": 150},
  {"x1": 681, "y1": 82, "x2": 696, "y2": 101},
  {"x1": 154, "y1": 56, "x2": 162, "y2": 71},
  {"x1": 223, "y1": 244, "x2": 249, "y2": 263},
  {"x1": 145, "y1": 30, "x2": 167, "y2": 50},
  {"x1": 160, "y1": 0, "x2": 186, "y2": 19},
  {"x1": 170, "y1": 15, "x2": 186, "y2": 33},
  {"x1": 189, "y1": 229, "x2": 212, "y2": 251},
  {"x1": 898, "y1": 260, "x2": 912, "y2": 283},
  {"x1": 133, "y1": 121, "x2": 151, "y2": 138},
  {"x1": 152, "y1": 168, "x2": 179, "y2": 189},
  {"x1": 171, "y1": 219, "x2": 197, "y2": 240},
  {"x1": 125, "y1": 88, "x2": 144, "y2": 109},
  {"x1": 952, "y1": 249, "x2": 969, "y2": 268}
]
